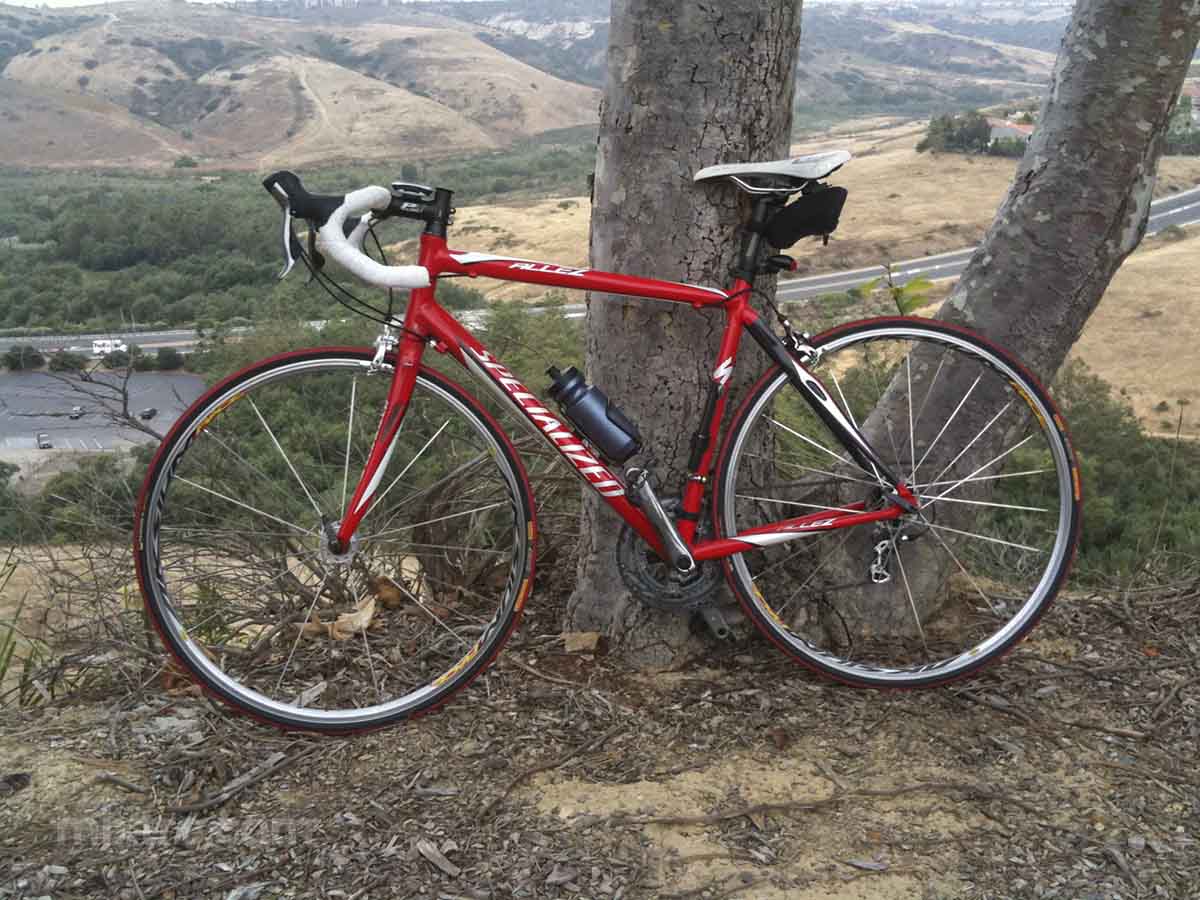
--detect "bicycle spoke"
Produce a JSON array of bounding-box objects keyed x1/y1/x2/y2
[
  {"x1": 911, "y1": 350, "x2": 948, "y2": 443},
  {"x1": 775, "y1": 528, "x2": 856, "y2": 616},
  {"x1": 914, "y1": 373, "x2": 981, "y2": 475},
  {"x1": 363, "y1": 501, "x2": 508, "y2": 541},
  {"x1": 922, "y1": 433, "x2": 1036, "y2": 508},
  {"x1": 922, "y1": 495, "x2": 1049, "y2": 513},
  {"x1": 919, "y1": 520, "x2": 1045, "y2": 554},
  {"x1": 892, "y1": 538, "x2": 928, "y2": 658},
  {"x1": 907, "y1": 353, "x2": 916, "y2": 484},
  {"x1": 248, "y1": 397, "x2": 326, "y2": 521},
  {"x1": 358, "y1": 591, "x2": 382, "y2": 706},
  {"x1": 200, "y1": 425, "x2": 304, "y2": 511},
  {"x1": 925, "y1": 399, "x2": 1014, "y2": 491},
  {"x1": 749, "y1": 452, "x2": 879, "y2": 487},
  {"x1": 735, "y1": 493, "x2": 863, "y2": 515},
  {"x1": 924, "y1": 525, "x2": 1003, "y2": 617},
  {"x1": 391, "y1": 579, "x2": 470, "y2": 649},
  {"x1": 174, "y1": 477, "x2": 313, "y2": 535},
  {"x1": 768, "y1": 417, "x2": 863, "y2": 472},
  {"x1": 366, "y1": 419, "x2": 449, "y2": 517},
  {"x1": 364, "y1": 539, "x2": 508, "y2": 555},
  {"x1": 829, "y1": 371, "x2": 859, "y2": 429},
  {"x1": 912, "y1": 468, "x2": 1051, "y2": 490},
  {"x1": 275, "y1": 571, "x2": 330, "y2": 694}
]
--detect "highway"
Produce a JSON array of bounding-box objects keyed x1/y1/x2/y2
[
  {"x1": 3, "y1": 186, "x2": 1199, "y2": 353},
  {"x1": 777, "y1": 184, "x2": 1200, "y2": 300}
]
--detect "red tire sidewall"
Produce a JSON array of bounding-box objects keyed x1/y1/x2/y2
[
  {"x1": 133, "y1": 347, "x2": 537, "y2": 732},
  {"x1": 711, "y1": 316, "x2": 1082, "y2": 688}
]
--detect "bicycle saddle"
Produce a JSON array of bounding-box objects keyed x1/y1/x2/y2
[{"x1": 694, "y1": 150, "x2": 851, "y2": 187}]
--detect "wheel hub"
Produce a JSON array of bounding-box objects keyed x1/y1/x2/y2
[{"x1": 318, "y1": 521, "x2": 359, "y2": 566}]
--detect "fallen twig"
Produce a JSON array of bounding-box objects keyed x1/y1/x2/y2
[
  {"x1": 503, "y1": 654, "x2": 584, "y2": 688},
  {"x1": 483, "y1": 722, "x2": 625, "y2": 817},
  {"x1": 1151, "y1": 674, "x2": 1200, "y2": 721},
  {"x1": 167, "y1": 744, "x2": 316, "y2": 815}
]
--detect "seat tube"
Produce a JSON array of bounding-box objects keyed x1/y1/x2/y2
[{"x1": 677, "y1": 281, "x2": 755, "y2": 543}]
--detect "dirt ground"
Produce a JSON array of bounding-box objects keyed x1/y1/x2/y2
[{"x1": 1, "y1": 573, "x2": 1197, "y2": 899}]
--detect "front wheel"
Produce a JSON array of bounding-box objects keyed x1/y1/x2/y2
[
  {"x1": 134, "y1": 349, "x2": 535, "y2": 732},
  {"x1": 714, "y1": 318, "x2": 1081, "y2": 687}
]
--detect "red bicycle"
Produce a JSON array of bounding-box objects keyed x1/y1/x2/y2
[{"x1": 134, "y1": 151, "x2": 1081, "y2": 732}]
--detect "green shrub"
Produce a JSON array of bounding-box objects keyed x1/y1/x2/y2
[
  {"x1": 156, "y1": 346, "x2": 185, "y2": 370},
  {"x1": 1052, "y1": 360, "x2": 1200, "y2": 579},
  {"x1": 48, "y1": 350, "x2": 88, "y2": 372},
  {"x1": 3, "y1": 345, "x2": 44, "y2": 371}
]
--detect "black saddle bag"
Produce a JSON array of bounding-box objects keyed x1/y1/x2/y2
[{"x1": 763, "y1": 185, "x2": 848, "y2": 248}]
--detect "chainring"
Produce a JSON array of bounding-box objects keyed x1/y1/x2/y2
[{"x1": 616, "y1": 500, "x2": 722, "y2": 610}]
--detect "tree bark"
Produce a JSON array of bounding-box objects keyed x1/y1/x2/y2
[
  {"x1": 565, "y1": 1, "x2": 803, "y2": 666},
  {"x1": 830, "y1": 0, "x2": 1200, "y2": 637},
  {"x1": 940, "y1": 0, "x2": 1200, "y2": 376}
]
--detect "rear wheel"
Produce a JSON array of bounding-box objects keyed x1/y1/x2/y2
[
  {"x1": 714, "y1": 318, "x2": 1080, "y2": 687},
  {"x1": 134, "y1": 349, "x2": 535, "y2": 732}
]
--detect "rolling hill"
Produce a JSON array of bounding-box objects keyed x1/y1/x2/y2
[
  {"x1": 0, "y1": 0, "x2": 1069, "y2": 171},
  {"x1": 0, "y1": 0, "x2": 598, "y2": 170}
]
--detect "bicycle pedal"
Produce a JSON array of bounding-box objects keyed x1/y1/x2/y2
[{"x1": 699, "y1": 604, "x2": 739, "y2": 640}]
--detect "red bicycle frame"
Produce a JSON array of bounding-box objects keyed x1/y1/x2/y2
[{"x1": 334, "y1": 230, "x2": 913, "y2": 562}]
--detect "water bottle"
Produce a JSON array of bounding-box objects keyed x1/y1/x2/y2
[{"x1": 546, "y1": 366, "x2": 642, "y2": 463}]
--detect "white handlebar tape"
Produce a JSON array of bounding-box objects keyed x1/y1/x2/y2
[{"x1": 316, "y1": 185, "x2": 432, "y2": 290}]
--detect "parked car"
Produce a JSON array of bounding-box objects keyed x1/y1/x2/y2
[
  {"x1": 36, "y1": 432, "x2": 52, "y2": 449},
  {"x1": 139, "y1": 407, "x2": 158, "y2": 420},
  {"x1": 69, "y1": 405, "x2": 83, "y2": 419}
]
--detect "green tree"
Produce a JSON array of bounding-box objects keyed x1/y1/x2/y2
[
  {"x1": 156, "y1": 346, "x2": 185, "y2": 370},
  {"x1": 3, "y1": 345, "x2": 45, "y2": 371},
  {"x1": 103, "y1": 349, "x2": 130, "y2": 369},
  {"x1": 48, "y1": 350, "x2": 88, "y2": 372}
]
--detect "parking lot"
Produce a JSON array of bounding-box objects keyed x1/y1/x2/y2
[{"x1": 0, "y1": 371, "x2": 205, "y2": 455}]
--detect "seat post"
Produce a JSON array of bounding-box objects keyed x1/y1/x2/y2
[{"x1": 731, "y1": 196, "x2": 780, "y2": 284}]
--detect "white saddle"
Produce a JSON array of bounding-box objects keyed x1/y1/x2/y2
[{"x1": 694, "y1": 150, "x2": 852, "y2": 185}]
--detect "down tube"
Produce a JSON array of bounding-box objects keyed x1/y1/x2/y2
[{"x1": 440, "y1": 324, "x2": 667, "y2": 556}]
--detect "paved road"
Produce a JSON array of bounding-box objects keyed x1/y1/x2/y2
[
  {"x1": 0, "y1": 371, "x2": 204, "y2": 454},
  {"x1": 4, "y1": 187, "x2": 1199, "y2": 352},
  {"x1": 777, "y1": 185, "x2": 1200, "y2": 300}
]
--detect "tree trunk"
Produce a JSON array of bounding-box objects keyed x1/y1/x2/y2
[
  {"x1": 832, "y1": 0, "x2": 1200, "y2": 637},
  {"x1": 565, "y1": 1, "x2": 804, "y2": 666},
  {"x1": 941, "y1": 0, "x2": 1200, "y2": 376}
]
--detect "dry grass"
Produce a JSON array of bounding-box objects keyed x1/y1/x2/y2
[
  {"x1": 255, "y1": 55, "x2": 499, "y2": 171},
  {"x1": 1074, "y1": 230, "x2": 1200, "y2": 438},
  {"x1": 0, "y1": 4, "x2": 596, "y2": 170},
  {"x1": 785, "y1": 122, "x2": 1200, "y2": 273},
  {"x1": 0, "y1": 78, "x2": 187, "y2": 169}
]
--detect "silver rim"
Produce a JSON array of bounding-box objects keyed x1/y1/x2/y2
[
  {"x1": 140, "y1": 355, "x2": 529, "y2": 727},
  {"x1": 721, "y1": 324, "x2": 1076, "y2": 684}
]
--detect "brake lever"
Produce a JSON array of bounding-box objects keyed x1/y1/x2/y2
[{"x1": 277, "y1": 203, "x2": 304, "y2": 280}]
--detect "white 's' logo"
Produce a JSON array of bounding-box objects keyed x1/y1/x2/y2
[{"x1": 713, "y1": 357, "x2": 734, "y2": 388}]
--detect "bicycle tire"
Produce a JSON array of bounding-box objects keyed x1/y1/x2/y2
[
  {"x1": 713, "y1": 317, "x2": 1081, "y2": 687},
  {"x1": 133, "y1": 348, "x2": 536, "y2": 732}
]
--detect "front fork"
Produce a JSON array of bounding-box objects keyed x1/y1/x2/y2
[{"x1": 333, "y1": 326, "x2": 426, "y2": 550}]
